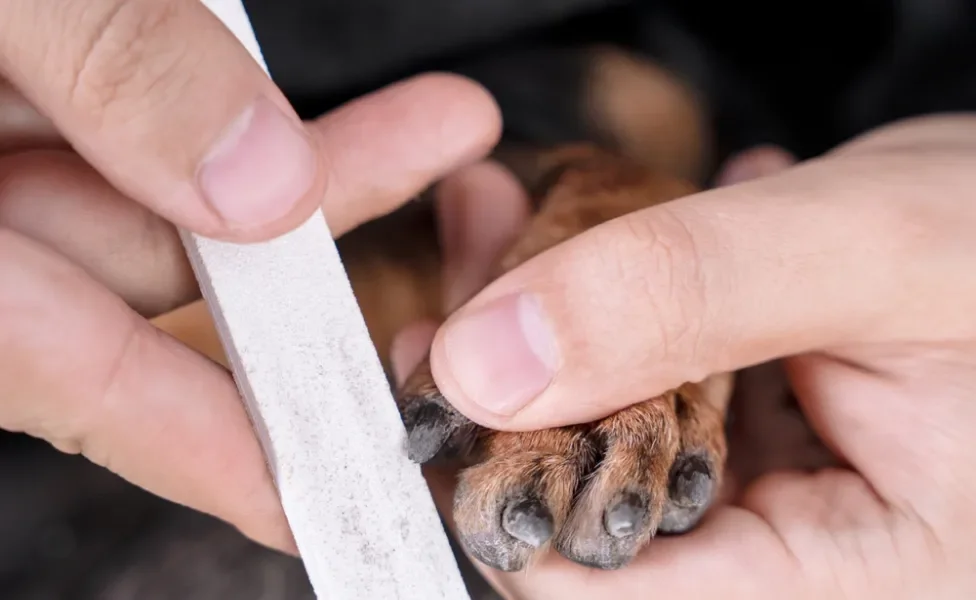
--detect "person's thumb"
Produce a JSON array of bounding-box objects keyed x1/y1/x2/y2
[
  {"x1": 427, "y1": 139, "x2": 976, "y2": 431},
  {"x1": 0, "y1": 0, "x2": 322, "y2": 242}
]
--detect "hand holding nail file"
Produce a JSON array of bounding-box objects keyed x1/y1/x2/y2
[{"x1": 188, "y1": 2, "x2": 469, "y2": 598}]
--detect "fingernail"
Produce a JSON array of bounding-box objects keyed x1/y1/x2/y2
[
  {"x1": 716, "y1": 145, "x2": 796, "y2": 187},
  {"x1": 443, "y1": 294, "x2": 559, "y2": 416},
  {"x1": 199, "y1": 96, "x2": 317, "y2": 227}
]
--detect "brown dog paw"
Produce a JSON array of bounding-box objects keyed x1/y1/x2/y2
[{"x1": 395, "y1": 145, "x2": 732, "y2": 571}]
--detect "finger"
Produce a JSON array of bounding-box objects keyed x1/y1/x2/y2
[
  {"x1": 726, "y1": 361, "x2": 838, "y2": 496},
  {"x1": 433, "y1": 160, "x2": 532, "y2": 312},
  {"x1": 0, "y1": 0, "x2": 329, "y2": 241},
  {"x1": 390, "y1": 321, "x2": 439, "y2": 386},
  {"x1": 428, "y1": 142, "x2": 976, "y2": 430},
  {"x1": 784, "y1": 348, "x2": 976, "y2": 527},
  {"x1": 306, "y1": 74, "x2": 502, "y2": 238},
  {"x1": 714, "y1": 144, "x2": 797, "y2": 186},
  {"x1": 0, "y1": 229, "x2": 294, "y2": 553},
  {"x1": 0, "y1": 78, "x2": 64, "y2": 153},
  {"x1": 0, "y1": 76, "x2": 502, "y2": 316},
  {"x1": 0, "y1": 149, "x2": 197, "y2": 317},
  {"x1": 389, "y1": 160, "x2": 529, "y2": 385},
  {"x1": 475, "y1": 471, "x2": 908, "y2": 600},
  {"x1": 468, "y1": 502, "x2": 798, "y2": 600}
]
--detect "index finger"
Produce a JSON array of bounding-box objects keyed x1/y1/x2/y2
[{"x1": 0, "y1": 0, "x2": 322, "y2": 241}]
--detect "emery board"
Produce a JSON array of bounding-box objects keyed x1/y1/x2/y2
[{"x1": 183, "y1": 2, "x2": 470, "y2": 598}]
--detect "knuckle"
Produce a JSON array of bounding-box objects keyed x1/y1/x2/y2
[
  {"x1": 596, "y1": 207, "x2": 712, "y2": 362},
  {"x1": 0, "y1": 228, "x2": 135, "y2": 468},
  {"x1": 0, "y1": 232, "x2": 58, "y2": 437},
  {"x1": 68, "y1": 0, "x2": 189, "y2": 125}
]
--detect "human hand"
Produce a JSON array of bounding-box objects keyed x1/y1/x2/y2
[
  {"x1": 0, "y1": 0, "x2": 501, "y2": 554},
  {"x1": 395, "y1": 116, "x2": 976, "y2": 598}
]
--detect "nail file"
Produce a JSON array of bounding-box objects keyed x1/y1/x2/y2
[{"x1": 184, "y1": 2, "x2": 469, "y2": 598}]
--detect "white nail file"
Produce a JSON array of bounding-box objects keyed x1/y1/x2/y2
[{"x1": 184, "y1": 2, "x2": 470, "y2": 598}]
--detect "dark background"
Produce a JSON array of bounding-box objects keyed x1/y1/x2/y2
[
  {"x1": 244, "y1": 0, "x2": 976, "y2": 161},
  {"x1": 3, "y1": 0, "x2": 975, "y2": 597}
]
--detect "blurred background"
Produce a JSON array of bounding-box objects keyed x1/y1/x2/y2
[{"x1": 3, "y1": 0, "x2": 976, "y2": 597}]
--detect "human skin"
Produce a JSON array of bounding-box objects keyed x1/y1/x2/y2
[
  {"x1": 395, "y1": 116, "x2": 976, "y2": 598},
  {"x1": 4, "y1": 6, "x2": 975, "y2": 594},
  {"x1": 0, "y1": 0, "x2": 502, "y2": 553}
]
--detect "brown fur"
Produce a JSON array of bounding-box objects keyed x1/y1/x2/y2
[
  {"x1": 584, "y1": 45, "x2": 711, "y2": 182},
  {"x1": 151, "y1": 46, "x2": 731, "y2": 579},
  {"x1": 395, "y1": 145, "x2": 733, "y2": 571},
  {"x1": 341, "y1": 45, "x2": 712, "y2": 372},
  {"x1": 337, "y1": 202, "x2": 443, "y2": 374}
]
